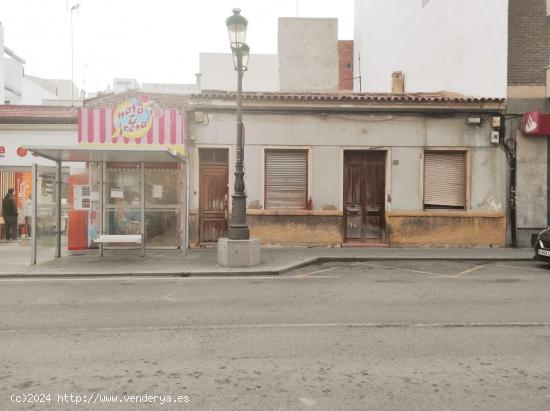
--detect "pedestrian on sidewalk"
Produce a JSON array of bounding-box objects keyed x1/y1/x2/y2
[
  {"x1": 24, "y1": 198, "x2": 32, "y2": 238},
  {"x1": 2, "y1": 188, "x2": 19, "y2": 242}
]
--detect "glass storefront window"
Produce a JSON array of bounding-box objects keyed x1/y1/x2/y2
[
  {"x1": 86, "y1": 162, "x2": 183, "y2": 249},
  {"x1": 104, "y1": 209, "x2": 141, "y2": 236},
  {"x1": 145, "y1": 210, "x2": 179, "y2": 247},
  {"x1": 145, "y1": 166, "x2": 179, "y2": 207},
  {"x1": 105, "y1": 164, "x2": 142, "y2": 208}
]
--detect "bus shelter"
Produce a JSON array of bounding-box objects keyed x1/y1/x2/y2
[{"x1": 25, "y1": 146, "x2": 188, "y2": 264}]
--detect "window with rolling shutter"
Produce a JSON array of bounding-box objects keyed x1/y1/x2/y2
[
  {"x1": 424, "y1": 151, "x2": 466, "y2": 210},
  {"x1": 265, "y1": 149, "x2": 308, "y2": 209}
]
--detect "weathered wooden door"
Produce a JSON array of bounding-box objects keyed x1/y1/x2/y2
[
  {"x1": 199, "y1": 149, "x2": 228, "y2": 242},
  {"x1": 344, "y1": 151, "x2": 386, "y2": 241}
]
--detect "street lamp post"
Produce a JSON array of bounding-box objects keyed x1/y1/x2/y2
[
  {"x1": 218, "y1": 8, "x2": 260, "y2": 267},
  {"x1": 226, "y1": 8, "x2": 250, "y2": 240}
]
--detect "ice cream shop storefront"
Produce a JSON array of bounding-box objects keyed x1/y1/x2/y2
[{"x1": 26, "y1": 97, "x2": 188, "y2": 263}]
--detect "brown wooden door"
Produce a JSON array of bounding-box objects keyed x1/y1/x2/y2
[
  {"x1": 344, "y1": 151, "x2": 386, "y2": 241},
  {"x1": 199, "y1": 149, "x2": 229, "y2": 242}
]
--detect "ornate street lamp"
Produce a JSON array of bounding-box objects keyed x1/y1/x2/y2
[{"x1": 226, "y1": 8, "x2": 250, "y2": 240}]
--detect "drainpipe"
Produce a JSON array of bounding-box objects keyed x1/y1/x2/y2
[{"x1": 503, "y1": 115, "x2": 517, "y2": 248}]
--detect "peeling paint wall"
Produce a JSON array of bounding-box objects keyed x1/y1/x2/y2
[
  {"x1": 387, "y1": 212, "x2": 506, "y2": 247},
  {"x1": 248, "y1": 214, "x2": 342, "y2": 245}
]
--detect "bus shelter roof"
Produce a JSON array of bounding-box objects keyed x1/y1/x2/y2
[{"x1": 23, "y1": 145, "x2": 185, "y2": 163}]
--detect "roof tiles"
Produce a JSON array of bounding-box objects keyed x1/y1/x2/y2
[{"x1": 0, "y1": 105, "x2": 79, "y2": 124}]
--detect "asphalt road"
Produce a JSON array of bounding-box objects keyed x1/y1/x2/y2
[{"x1": 1, "y1": 260, "x2": 550, "y2": 410}]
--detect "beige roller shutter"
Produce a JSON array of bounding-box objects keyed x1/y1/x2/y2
[
  {"x1": 265, "y1": 150, "x2": 308, "y2": 209},
  {"x1": 424, "y1": 152, "x2": 466, "y2": 208}
]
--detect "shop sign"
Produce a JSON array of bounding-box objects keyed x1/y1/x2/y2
[
  {"x1": 521, "y1": 111, "x2": 550, "y2": 136},
  {"x1": 113, "y1": 96, "x2": 160, "y2": 140},
  {"x1": 79, "y1": 96, "x2": 186, "y2": 155},
  {"x1": 17, "y1": 147, "x2": 28, "y2": 157}
]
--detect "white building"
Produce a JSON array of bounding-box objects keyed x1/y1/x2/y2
[
  {"x1": 0, "y1": 22, "x2": 81, "y2": 106},
  {"x1": 353, "y1": 0, "x2": 508, "y2": 98},
  {"x1": 199, "y1": 18, "x2": 342, "y2": 93},
  {"x1": 199, "y1": 53, "x2": 279, "y2": 92}
]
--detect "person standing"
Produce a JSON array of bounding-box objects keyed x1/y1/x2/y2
[
  {"x1": 2, "y1": 188, "x2": 19, "y2": 242},
  {"x1": 24, "y1": 198, "x2": 32, "y2": 238}
]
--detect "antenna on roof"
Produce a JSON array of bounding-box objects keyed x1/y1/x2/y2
[
  {"x1": 358, "y1": 52, "x2": 362, "y2": 93},
  {"x1": 67, "y1": 0, "x2": 81, "y2": 106}
]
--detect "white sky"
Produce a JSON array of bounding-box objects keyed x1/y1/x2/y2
[{"x1": 0, "y1": 0, "x2": 354, "y2": 92}]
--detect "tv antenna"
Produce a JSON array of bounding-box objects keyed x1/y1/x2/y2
[{"x1": 67, "y1": 0, "x2": 80, "y2": 105}]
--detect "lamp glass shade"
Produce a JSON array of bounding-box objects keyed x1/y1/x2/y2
[
  {"x1": 231, "y1": 43, "x2": 250, "y2": 71},
  {"x1": 226, "y1": 8, "x2": 248, "y2": 49}
]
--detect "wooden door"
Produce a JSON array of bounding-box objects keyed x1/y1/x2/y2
[
  {"x1": 199, "y1": 149, "x2": 228, "y2": 242},
  {"x1": 344, "y1": 151, "x2": 386, "y2": 241}
]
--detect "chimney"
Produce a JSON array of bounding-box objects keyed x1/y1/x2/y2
[
  {"x1": 195, "y1": 73, "x2": 202, "y2": 90},
  {"x1": 392, "y1": 71, "x2": 405, "y2": 94}
]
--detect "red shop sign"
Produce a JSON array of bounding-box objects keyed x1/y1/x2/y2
[{"x1": 521, "y1": 111, "x2": 550, "y2": 136}]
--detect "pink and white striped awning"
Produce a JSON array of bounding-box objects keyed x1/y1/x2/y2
[{"x1": 78, "y1": 104, "x2": 186, "y2": 156}]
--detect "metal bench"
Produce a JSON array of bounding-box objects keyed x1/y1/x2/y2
[{"x1": 94, "y1": 234, "x2": 144, "y2": 257}]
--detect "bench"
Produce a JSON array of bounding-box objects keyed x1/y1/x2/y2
[{"x1": 94, "y1": 234, "x2": 144, "y2": 256}]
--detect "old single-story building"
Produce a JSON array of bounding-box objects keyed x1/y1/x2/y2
[{"x1": 86, "y1": 90, "x2": 507, "y2": 248}]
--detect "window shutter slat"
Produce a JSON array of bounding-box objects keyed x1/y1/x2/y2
[{"x1": 265, "y1": 150, "x2": 308, "y2": 209}]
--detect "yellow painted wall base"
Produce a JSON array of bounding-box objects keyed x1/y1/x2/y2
[
  {"x1": 248, "y1": 214, "x2": 342, "y2": 245},
  {"x1": 387, "y1": 211, "x2": 506, "y2": 246}
]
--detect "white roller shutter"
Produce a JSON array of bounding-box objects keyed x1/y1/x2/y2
[
  {"x1": 265, "y1": 150, "x2": 308, "y2": 209},
  {"x1": 424, "y1": 152, "x2": 466, "y2": 209}
]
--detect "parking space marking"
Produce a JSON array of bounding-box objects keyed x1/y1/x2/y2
[
  {"x1": 453, "y1": 263, "x2": 487, "y2": 278},
  {"x1": 292, "y1": 267, "x2": 338, "y2": 278},
  {"x1": 350, "y1": 262, "x2": 444, "y2": 277}
]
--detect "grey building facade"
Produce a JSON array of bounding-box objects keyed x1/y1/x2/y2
[{"x1": 507, "y1": 0, "x2": 550, "y2": 246}]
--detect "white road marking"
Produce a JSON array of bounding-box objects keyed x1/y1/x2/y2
[
  {"x1": 453, "y1": 263, "x2": 487, "y2": 278},
  {"x1": 293, "y1": 267, "x2": 337, "y2": 277},
  {"x1": 351, "y1": 261, "x2": 444, "y2": 277},
  {"x1": 2, "y1": 322, "x2": 550, "y2": 334}
]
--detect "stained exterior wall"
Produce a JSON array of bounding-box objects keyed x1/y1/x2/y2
[
  {"x1": 189, "y1": 110, "x2": 507, "y2": 246},
  {"x1": 278, "y1": 18, "x2": 339, "y2": 92},
  {"x1": 387, "y1": 212, "x2": 506, "y2": 247}
]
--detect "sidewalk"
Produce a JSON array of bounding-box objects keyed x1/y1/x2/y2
[{"x1": 0, "y1": 240, "x2": 536, "y2": 278}]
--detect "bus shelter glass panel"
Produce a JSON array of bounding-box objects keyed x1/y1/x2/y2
[
  {"x1": 144, "y1": 165, "x2": 181, "y2": 248},
  {"x1": 35, "y1": 165, "x2": 69, "y2": 263},
  {"x1": 104, "y1": 163, "x2": 142, "y2": 238}
]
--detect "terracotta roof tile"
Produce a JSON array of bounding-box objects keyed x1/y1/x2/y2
[
  {"x1": 84, "y1": 89, "x2": 505, "y2": 111},
  {"x1": 192, "y1": 91, "x2": 505, "y2": 104},
  {"x1": 0, "y1": 105, "x2": 79, "y2": 124}
]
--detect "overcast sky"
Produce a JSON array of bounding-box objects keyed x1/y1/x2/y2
[{"x1": 0, "y1": 0, "x2": 354, "y2": 92}]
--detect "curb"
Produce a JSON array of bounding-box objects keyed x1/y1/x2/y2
[{"x1": 0, "y1": 255, "x2": 536, "y2": 279}]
